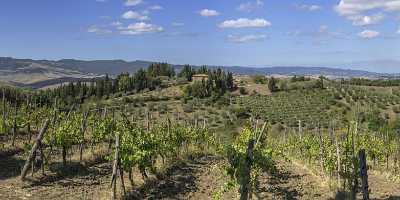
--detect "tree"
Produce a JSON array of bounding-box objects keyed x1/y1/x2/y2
[
  {"x1": 197, "y1": 66, "x2": 208, "y2": 74},
  {"x1": 133, "y1": 69, "x2": 148, "y2": 91},
  {"x1": 316, "y1": 76, "x2": 325, "y2": 89},
  {"x1": 239, "y1": 87, "x2": 247, "y2": 95},
  {"x1": 268, "y1": 77, "x2": 278, "y2": 92},
  {"x1": 179, "y1": 65, "x2": 194, "y2": 81},
  {"x1": 117, "y1": 73, "x2": 130, "y2": 93},
  {"x1": 147, "y1": 63, "x2": 175, "y2": 78}
]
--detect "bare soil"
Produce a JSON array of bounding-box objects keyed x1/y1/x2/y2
[{"x1": 0, "y1": 148, "x2": 399, "y2": 200}]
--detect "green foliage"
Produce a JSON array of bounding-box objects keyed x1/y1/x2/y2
[
  {"x1": 91, "y1": 115, "x2": 115, "y2": 143},
  {"x1": 343, "y1": 78, "x2": 400, "y2": 87},
  {"x1": 184, "y1": 68, "x2": 234, "y2": 99},
  {"x1": 224, "y1": 125, "x2": 277, "y2": 197},
  {"x1": 179, "y1": 65, "x2": 194, "y2": 82},
  {"x1": 251, "y1": 75, "x2": 267, "y2": 84},
  {"x1": 116, "y1": 118, "x2": 216, "y2": 174},
  {"x1": 147, "y1": 63, "x2": 175, "y2": 78},
  {"x1": 50, "y1": 113, "x2": 82, "y2": 149},
  {"x1": 291, "y1": 75, "x2": 310, "y2": 82},
  {"x1": 239, "y1": 87, "x2": 247, "y2": 95},
  {"x1": 268, "y1": 77, "x2": 278, "y2": 92}
]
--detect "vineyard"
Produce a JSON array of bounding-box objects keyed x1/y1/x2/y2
[{"x1": 1, "y1": 79, "x2": 400, "y2": 199}]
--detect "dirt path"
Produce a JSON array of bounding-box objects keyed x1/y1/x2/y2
[
  {"x1": 255, "y1": 160, "x2": 333, "y2": 200},
  {"x1": 127, "y1": 155, "x2": 236, "y2": 200},
  {"x1": 0, "y1": 154, "x2": 112, "y2": 200},
  {"x1": 1, "y1": 152, "x2": 399, "y2": 200}
]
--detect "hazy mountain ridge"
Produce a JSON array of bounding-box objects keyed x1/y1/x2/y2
[{"x1": 0, "y1": 57, "x2": 393, "y2": 88}]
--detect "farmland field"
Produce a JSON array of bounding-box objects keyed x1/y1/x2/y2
[{"x1": 0, "y1": 70, "x2": 400, "y2": 200}]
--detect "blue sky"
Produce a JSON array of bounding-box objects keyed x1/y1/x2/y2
[{"x1": 0, "y1": 0, "x2": 400, "y2": 72}]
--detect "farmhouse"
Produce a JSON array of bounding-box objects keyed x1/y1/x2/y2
[{"x1": 192, "y1": 74, "x2": 209, "y2": 82}]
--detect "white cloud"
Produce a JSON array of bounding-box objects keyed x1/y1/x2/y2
[
  {"x1": 125, "y1": 0, "x2": 143, "y2": 6},
  {"x1": 350, "y1": 13, "x2": 385, "y2": 26},
  {"x1": 149, "y1": 5, "x2": 163, "y2": 10},
  {"x1": 335, "y1": 0, "x2": 400, "y2": 16},
  {"x1": 218, "y1": 18, "x2": 271, "y2": 28},
  {"x1": 199, "y1": 9, "x2": 220, "y2": 17},
  {"x1": 335, "y1": 0, "x2": 400, "y2": 25},
  {"x1": 358, "y1": 30, "x2": 380, "y2": 39},
  {"x1": 171, "y1": 22, "x2": 184, "y2": 27},
  {"x1": 119, "y1": 22, "x2": 163, "y2": 35},
  {"x1": 237, "y1": 0, "x2": 264, "y2": 12},
  {"x1": 122, "y1": 11, "x2": 149, "y2": 21},
  {"x1": 228, "y1": 34, "x2": 267, "y2": 43},
  {"x1": 297, "y1": 4, "x2": 322, "y2": 11},
  {"x1": 87, "y1": 25, "x2": 112, "y2": 34},
  {"x1": 397, "y1": 27, "x2": 400, "y2": 34}
]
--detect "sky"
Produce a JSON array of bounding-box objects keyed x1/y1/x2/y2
[{"x1": 0, "y1": 0, "x2": 400, "y2": 73}]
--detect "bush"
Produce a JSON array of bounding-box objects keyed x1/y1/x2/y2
[
  {"x1": 229, "y1": 105, "x2": 250, "y2": 119},
  {"x1": 239, "y1": 87, "x2": 247, "y2": 95},
  {"x1": 252, "y1": 75, "x2": 267, "y2": 84},
  {"x1": 183, "y1": 103, "x2": 194, "y2": 113},
  {"x1": 122, "y1": 97, "x2": 133, "y2": 104},
  {"x1": 159, "y1": 103, "x2": 168, "y2": 114}
]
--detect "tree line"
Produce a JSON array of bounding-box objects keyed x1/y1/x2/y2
[
  {"x1": 1, "y1": 63, "x2": 236, "y2": 107},
  {"x1": 342, "y1": 78, "x2": 400, "y2": 87},
  {"x1": 183, "y1": 67, "x2": 235, "y2": 98}
]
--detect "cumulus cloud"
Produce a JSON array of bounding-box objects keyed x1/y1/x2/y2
[
  {"x1": 119, "y1": 22, "x2": 163, "y2": 35},
  {"x1": 122, "y1": 11, "x2": 149, "y2": 21},
  {"x1": 237, "y1": 0, "x2": 264, "y2": 12},
  {"x1": 358, "y1": 30, "x2": 380, "y2": 39},
  {"x1": 228, "y1": 34, "x2": 267, "y2": 43},
  {"x1": 199, "y1": 9, "x2": 220, "y2": 17},
  {"x1": 218, "y1": 18, "x2": 271, "y2": 28},
  {"x1": 296, "y1": 4, "x2": 322, "y2": 11},
  {"x1": 87, "y1": 25, "x2": 112, "y2": 34},
  {"x1": 350, "y1": 13, "x2": 385, "y2": 26},
  {"x1": 335, "y1": 0, "x2": 400, "y2": 26},
  {"x1": 125, "y1": 0, "x2": 143, "y2": 6}
]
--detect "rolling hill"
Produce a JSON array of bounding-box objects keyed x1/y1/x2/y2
[{"x1": 0, "y1": 57, "x2": 391, "y2": 89}]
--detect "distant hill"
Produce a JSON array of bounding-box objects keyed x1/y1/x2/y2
[
  {"x1": 0, "y1": 57, "x2": 391, "y2": 88},
  {"x1": 220, "y1": 66, "x2": 381, "y2": 77},
  {"x1": 0, "y1": 57, "x2": 99, "y2": 88}
]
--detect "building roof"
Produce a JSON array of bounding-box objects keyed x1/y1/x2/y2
[{"x1": 192, "y1": 74, "x2": 208, "y2": 77}]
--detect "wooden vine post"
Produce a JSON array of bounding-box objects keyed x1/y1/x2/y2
[
  {"x1": 351, "y1": 122, "x2": 358, "y2": 200},
  {"x1": 21, "y1": 119, "x2": 50, "y2": 180},
  {"x1": 359, "y1": 149, "x2": 369, "y2": 200},
  {"x1": 79, "y1": 111, "x2": 89, "y2": 163},
  {"x1": 336, "y1": 139, "x2": 341, "y2": 185},
  {"x1": 318, "y1": 124, "x2": 325, "y2": 172},
  {"x1": 146, "y1": 108, "x2": 150, "y2": 131},
  {"x1": 27, "y1": 96, "x2": 32, "y2": 143},
  {"x1": 110, "y1": 133, "x2": 120, "y2": 200},
  {"x1": 2, "y1": 88, "x2": 6, "y2": 134},
  {"x1": 11, "y1": 102, "x2": 17, "y2": 146},
  {"x1": 240, "y1": 139, "x2": 255, "y2": 200}
]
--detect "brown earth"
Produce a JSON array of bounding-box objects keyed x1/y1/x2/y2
[{"x1": 0, "y1": 147, "x2": 399, "y2": 200}]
